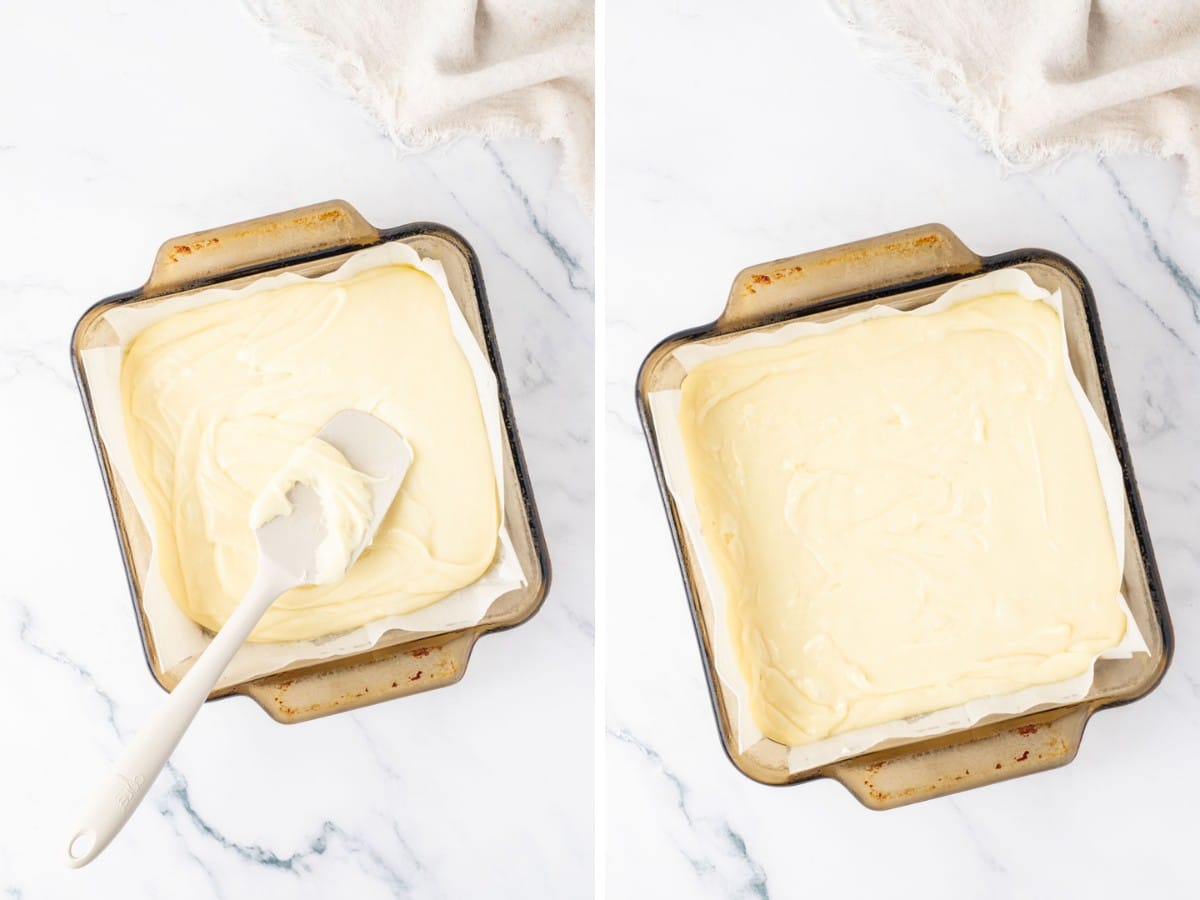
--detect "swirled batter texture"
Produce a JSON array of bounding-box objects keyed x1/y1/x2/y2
[
  {"x1": 679, "y1": 293, "x2": 1125, "y2": 746},
  {"x1": 122, "y1": 264, "x2": 499, "y2": 642}
]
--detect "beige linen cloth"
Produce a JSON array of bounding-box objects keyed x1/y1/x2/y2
[
  {"x1": 245, "y1": 0, "x2": 594, "y2": 208},
  {"x1": 835, "y1": 0, "x2": 1200, "y2": 207}
]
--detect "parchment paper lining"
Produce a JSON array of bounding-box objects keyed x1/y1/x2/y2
[
  {"x1": 83, "y1": 242, "x2": 526, "y2": 689},
  {"x1": 649, "y1": 268, "x2": 1146, "y2": 773}
]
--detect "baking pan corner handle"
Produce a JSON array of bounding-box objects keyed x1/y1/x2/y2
[
  {"x1": 240, "y1": 630, "x2": 481, "y2": 724},
  {"x1": 827, "y1": 706, "x2": 1091, "y2": 810},
  {"x1": 720, "y1": 224, "x2": 981, "y2": 330},
  {"x1": 144, "y1": 200, "x2": 379, "y2": 296}
]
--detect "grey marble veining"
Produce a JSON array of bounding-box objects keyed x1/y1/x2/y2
[{"x1": 609, "y1": 729, "x2": 770, "y2": 899}]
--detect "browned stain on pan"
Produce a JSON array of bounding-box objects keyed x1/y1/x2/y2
[
  {"x1": 267, "y1": 642, "x2": 459, "y2": 719},
  {"x1": 739, "y1": 233, "x2": 947, "y2": 298},
  {"x1": 228, "y1": 207, "x2": 345, "y2": 241},
  {"x1": 855, "y1": 729, "x2": 1072, "y2": 808},
  {"x1": 165, "y1": 237, "x2": 221, "y2": 263},
  {"x1": 742, "y1": 265, "x2": 805, "y2": 295},
  {"x1": 163, "y1": 208, "x2": 347, "y2": 264}
]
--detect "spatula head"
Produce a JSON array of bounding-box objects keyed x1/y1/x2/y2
[{"x1": 254, "y1": 411, "x2": 413, "y2": 586}]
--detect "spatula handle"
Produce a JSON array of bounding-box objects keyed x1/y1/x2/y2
[{"x1": 63, "y1": 565, "x2": 291, "y2": 867}]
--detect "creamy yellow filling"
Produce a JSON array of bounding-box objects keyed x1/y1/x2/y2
[
  {"x1": 121, "y1": 264, "x2": 499, "y2": 642},
  {"x1": 679, "y1": 293, "x2": 1125, "y2": 746}
]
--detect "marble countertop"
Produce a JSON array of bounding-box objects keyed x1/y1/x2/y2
[
  {"x1": 0, "y1": 2, "x2": 592, "y2": 898},
  {"x1": 606, "y1": 2, "x2": 1198, "y2": 897}
]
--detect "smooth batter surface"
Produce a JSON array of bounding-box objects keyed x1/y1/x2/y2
[
  {"x1": 122, "y1": 264, "x2": 499, "y2": 642},
  {"x1": 679, "y1": 293, "x2": 1125, "y2": 746}
]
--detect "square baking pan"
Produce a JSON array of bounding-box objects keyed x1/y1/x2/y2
[
  {"x1": 73, "y1": 200, "x2": 550, "y2": 723},
  {"x1": 637, "y1": 224, "x2": 1172, "y2": 807}
]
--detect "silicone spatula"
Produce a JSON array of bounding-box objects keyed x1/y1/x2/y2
[{"x1": 63, "y1": 410, "x2": 413, "y2": 868}]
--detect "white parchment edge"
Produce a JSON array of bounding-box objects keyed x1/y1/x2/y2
[
  {"x1": 649, "y1": 268, "x2": 1146, "y2": 773},
  {"x1": 82, "y1": 242, "x2": 526, "y2": 688}
]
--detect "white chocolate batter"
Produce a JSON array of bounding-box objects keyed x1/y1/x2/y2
[
  {"x1": 248, "y1": 436, "x2": 373, "y2": 586},
  {"x1": 678, "y1": 292, "x2": 1126, "y2": 746},
  {"x1": 122, "y1": 264, "x2": 499, "y2": 642}
]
